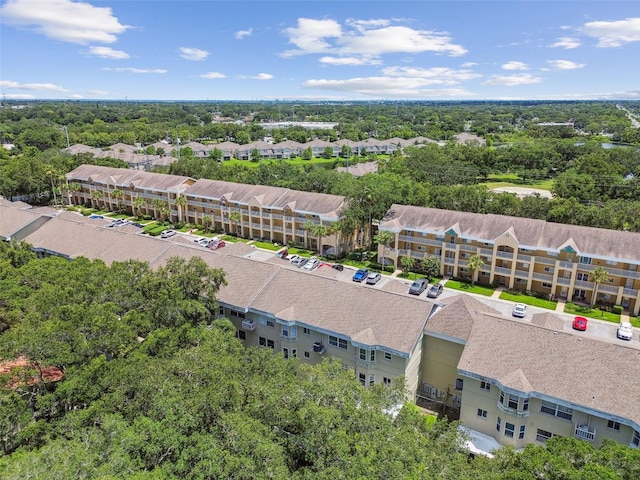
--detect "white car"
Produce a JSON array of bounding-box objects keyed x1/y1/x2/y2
[
  {"x1": 160, "y1": 229, "x2": 176, "y2": 239},
  {"x1": 617, "y1": 322, "x2": 633, "y2": 341},
  {"x1": 512, "y1": 303, "x2": 527, "y2": 318},
  {"x1": 303, "y1": 258, "x2": 320, "y2": 271}
]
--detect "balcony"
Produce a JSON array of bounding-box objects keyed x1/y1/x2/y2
[
  {"x1": 574, "y1": 424, "x2": 596, "y2": 442},
  {"x1": 535, "y1": 257, "x2": 556, "y2": 266},
  {"x1": 495, "y1": 251, "x2": 514, "y2": 259},
  {"x1": 312, "y1": 342, "x2": 326, "y2": 354},
  {"x1": 494, "y1": 266, "x2": 511, "y2": 276},
  {"x1": 479, "y1": 248, "x2": 493, "y2": 257},
  {"x1": 242, "y1": 319, "x2": 256, "y2": 331},
  {"x1": 532, "y1": 272, "x2": 553, "y2": 283}
]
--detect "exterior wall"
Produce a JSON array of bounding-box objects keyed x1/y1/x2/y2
[
  {"x1": 419, "y1": 335, "x2": 465, "y2": 409},
  {"x1": 380, "y1": 226, "x2": 640, "y2": 315},
  {"x1": 223, "y1": 308, "x2": 409, "y2": 390}
]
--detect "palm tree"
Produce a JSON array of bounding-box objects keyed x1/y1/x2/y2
[
  {"x1": 202, "y1": 214, "x2": 212, "y2": 232},
  {"x1": 174, "y1": 194, "x2": 187, "y2": 223},
  {"x1": 400, "y1": 254, "x2": 415, "y2": 278},
  {"x1": 45, "y1": 166, "x2": 59, "y2": 205},
  {"x1": 304, "y1": 221, "x2": 330, "y2": 254},
  {"x1": 228, "y1": 211, "x2": 241, "y2": 236},
  {"x1": 111, "y1": 188, "x2": 124, "y2": 212},
  {"x1": 132, "y1": 196, "x2": 146, "y2": 219},
  {"x1": 591, "y1": 266, "x2": 609, "y2": 306},
  {"x1": 152, "y1": 198, "x2": 166, "y2": 220},
  {"x1": 467, "y1": 254, "x2": 485, "y2": 286},
  {"x1": 374, "y1": 230, "x2": 394, "y2": 267},
  {"x1": 91, "y1": 190, "x2": 102, "y2": 209},
  {"x1": 159, "y1": 206, "x2": 171, "y2": 223}
]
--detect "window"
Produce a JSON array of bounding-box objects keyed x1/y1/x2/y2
[
  {"x1": 359, "y1": 348, "x2": 367, "y2": 360},
  {"x1": 338, "y1": 338, "x2": 348, "y2": 350},
  {"x1": 536, "y1": 429, "x2": 553, "y2": 442},
  {"x1": 519, "y1": 425, "x2": 526, "y2": 440},
  {"x1": 384, "y1": 352, "x2": 392, "y2": 361},
  {"x1": 266, "y1": 320, "x2": 275, "y2": 328},
  {"x1": 219, "y1": 306, "x2": 225, "y2": 315},
  {"x1": 480, "y1": 381, "x2": 491, "y2": 392},
  {"x1": 383, "y1": 377, "x2": 392, "y2": 386},
  {"x1": 329, "y1": 335, "x2": 338, "y2": 347},
  {"x1": 607, "y1": 420, "x2": 621, "y2": 431},
  {"x1": 282, "y1": 325, "x2": 296, "y2": 339},
  {"x1": 499, "y1": 392, "x2": 505, "y2": 405},
  {"x1": 237, "y1": 312, "x2": 246, "y2": 319},
  {"x1": 304, "y1": 351, "x2": 310, "y2": 359},
  {"x1": 516, "y1": 278, "x2": 527, "y2": 284},
  {"x1": 632, "y1": 430, "x2": 640, "y2": 447},
  {"x1": 544, "y1": 266, "x2": 554, "y2": 273},
  {"x1": 541, "y1": 400, "x2": 573, "y2": 421},
  {"x1": 477, "y1": 409, "x2": 488, "y2": 419},
  {"x1": 369, "y1": 374, "x2": 375, "y2": 386},
  {"x1": 542, "y1": 282, "x2": 552, "y2": 288},
  {"x1": 579, "y1": 256, "x2": 592, "y2": 265},
  {"x1": 496, "y1": 416, "x2": 501, "y2": 432},
  {"x1": 455, "y1": 378, "x2": 464, "y2": 390},
  {"x1": 576, "y1": 272, "x2": 589, "y2": 282},
  {"x1": 237, "y1": 330, "x2": 246, "y2": 340},
  {"x1": 508, "y1": 394, "x2": 520, "y2": 410},
  {"x1": 303, "y1": 327, "x2": 310, "y2": 335},
  {"x1": 523, "y1": 398, "x2": 529, "y2": 412},
  {"x1": 329, "y1": 335, "x2": 348, "y2": 349},
  {"x1": 370, "y1": 350, "x2": 375, "y2": 362},
  {"x1": 258, "y1": 337, "x2": 274, "y2": 349},
  {"x1": 417, "y1": 245, "x2": 425, "y2": 251},
  {"x1": 505, "y1": 423, "x2": 515, "y2": 438},
  {"x1": 358, "y1": 373, "x2": 366, "y2": 386}
]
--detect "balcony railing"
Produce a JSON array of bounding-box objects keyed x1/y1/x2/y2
[
  {"x1": 480, "y1": 248, "x2": 493, "y2": 256},
  {"x1": 242, "y1": 319, "x2": 256, "y2": 331},
  {"x1": 535, "y1": 257, "x2": 556, "y2": 266},
  {"x1": 574, "y1": 424, "x2": 596, "y2": 442},
  {"x1": 495, "y1": 251, "x2": 514, "y2": 259},
  {"x1": 494, "y1": 266, "x2": 511, "y2": 275}
]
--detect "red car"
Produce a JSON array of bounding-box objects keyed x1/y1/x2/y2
[
  {"x1": 573, "y1": 316, "x2": 588, "y2": 331},
  {"x1": 208, "y1": 240, "x2": 226, "y2": 250}
]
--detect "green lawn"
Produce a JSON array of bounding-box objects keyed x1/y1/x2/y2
[
  {"x1": 251, "y1": 240, "x2": 283, "y2": 251},
  {"x1": 562, "y1": 302, "x2": 621, "y2": 323},
  {"x1": 479, "y1": 173, "x2": 554, "y2": 191},
  {"x1": 444, "y1": 280, "x2": 495, "y2": 297},
  {"x1": 499, "y1": 291, "x2": 557, "y2": 310}
]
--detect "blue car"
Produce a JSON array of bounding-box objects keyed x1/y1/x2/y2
[{"x1": 352, "y1": 268, "x2": 369, "y2": 282}]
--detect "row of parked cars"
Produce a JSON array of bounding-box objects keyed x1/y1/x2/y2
[{"x1": 408, "y1": 278, "x2": 443, "y2": 298}]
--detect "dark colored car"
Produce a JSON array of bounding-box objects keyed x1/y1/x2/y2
[
  {"x1": 352, "y1": 268, "x2": 369, "y2": 282},
  {"x1": 409, "y1": 278, "x2": 428, "y2": 295},
  {"x1": 426, "y1": 283, "x2": 443, "y2": 298},
  {"x1": 331, "y1": 264, "x2": 344, "y2": 272}
]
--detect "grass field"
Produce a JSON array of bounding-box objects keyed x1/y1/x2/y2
[
  {"x1": 499, "y1": 291, "x2": 557, "y2": 310},
  {"x1": 479, "y1": 173, "x2": 554, "y2": 191},
  {"x1": 444, "y1": 280, "x2": 495, "y2": 297},
  {"x1": 563, "y1": 302, "x2": 622, "y2": 323}
]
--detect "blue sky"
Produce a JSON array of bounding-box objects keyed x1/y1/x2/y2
[{"x1": 1, "y1": 0, "x2": 639, "y2": 101}]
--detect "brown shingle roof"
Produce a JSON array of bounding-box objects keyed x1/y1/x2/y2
[{"x1": 67, "y1": 165, "x2": 194, "y2": 193}]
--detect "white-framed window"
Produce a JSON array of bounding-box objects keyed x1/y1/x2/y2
[
  {"x1": 496, "y1": 416, "x2": 501, "y2": 432},
  {"x1": 508, "y1": 394, "x2": 520, "y2": 410},
  {"x1": 283, "y1": 347, "x2": 297, "y2": 359},
  {"x1": 384, "y1": 352, "x2": 392, "y2": 361},
  {"x1": 303, "y1": 327, "x2": 311, "y2": 335},
  {"x1": 480, "y1": 381, "x2": 491, "y2": 392},
  {"x1": 505, "y1": 422, "x2": 515, "y2": 438},
  {"x1": 519, "y1": 425, "x2": 526, "y2": 440},
  {"x1": 632, "y1": 430, "x2": 640, "y2": 447},
  {"x1": 523, "y1": 398, "x2": 529, "y2": 411},
  {"x1": 455, "y1": 378, "x2": 464, "y2": 390},
  {"x1": 579, "y1": 256, "x2": 592, "y2": 265},
  {"x1": 541, "y1": 400, "x2": 573, "y2": 421},
  {"x1": 607, "y1": 420, "x2": 621, "y2": 431},
  {"x1": 542, "y1": 282, "x2": 552, "y2": 288},
  {"x1": 536, "y1": 429, "x2": 553, "y2": 442},
  {"x1": 258, "y1": 337, "x2": 274, "y2": 349},
  {"x1": 477, "y1": 409, "x2": 488, "y2": 419},
  {"x1": 383, "y1": 377, "x2": 392, "y2": 386},
  {"x1": 576, "y1": 272, "x2": 589, "y2": 281},
  {"x1": 266, "y1": 320, "x2": 275, "y2": 328},
  {"x1": 329, "y1": 335, "x2": 338, "y2": 347},
  {"x1": 434, "y1": 248, "x2": 442, "y2": 256},
  {"x1": 237, "y1": 330, "x2": 246, "y2": 340},
  {"x1": 282, "y1": 325, "x2": 296, "y2": 339},
  {"x1": 544, "y1": 266, "x2": 554, "y2": 273},
  {"x1": 417, "y1": 245, "x2": 426, "y2": 251},
  {"x1": 369, "y1": 374, "x2": 375, "y2": 386},
  {"x1": 359, "y1": 348, "x2": 367, "y2": 360},
  {"x1": 329, "y1": 335, "x2": 348, "y2": 350},
  {"x1": 358, "y1": 373, "x2": 366, "y2": 386},
  {"x1": 516, "y1": 278, "x2": 527, "y2": 284},
  {"x1": 304, "y1": 351, "x2": 310, "y2": 358}
]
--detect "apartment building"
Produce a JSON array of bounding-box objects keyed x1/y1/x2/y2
[
  {"x1": 65, "y1": 165, "x2": 351, "y2": 254},
  {"x1": 421, "y1": 296, "x2": 640, "y2": 452},
  {"x1": 378, "y1": 204, "x2": 640, "y2": 315}
]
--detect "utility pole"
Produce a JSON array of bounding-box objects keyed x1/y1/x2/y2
[{"x1": 62, "y1": 125, "x2": 70, "y2": 148}]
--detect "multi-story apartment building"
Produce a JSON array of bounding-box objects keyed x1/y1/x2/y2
[
  {"x1": 422, "y1": 296, "x2": 640, "y2": 452},
  {"x1": 65, "y1": 165, "x2": 352, "y2": 254},
  {"x1": 2, "y1": 198, "x2": 639, "y2": 455},
  {"x1": 378, "y1": 204, "x2": 640, "y2": 315}
]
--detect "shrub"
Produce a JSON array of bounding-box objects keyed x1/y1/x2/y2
[{"x1": 612, "y1": 305, "x2": 623, "y2": 315}]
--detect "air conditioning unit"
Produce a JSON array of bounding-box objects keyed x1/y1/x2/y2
[{"x1": 312, "y1": 342, "x2": 326, "y2": 354}]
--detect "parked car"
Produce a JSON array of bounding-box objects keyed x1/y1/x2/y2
[
  {"x1": 366, "y1": 272, "x2": 382, "y2": 285},
  {"x1": 617, "y1": 322, "x2": 633, "y2": 340},
  {"x1": 572, "y1": 316, "x2": 588, "y2": 331},
  {"x1": 303, "y1": 258, "x2": 320, "y2": 271},
  {"x1": 512, "y1": 303, "x2": 527, "y2": 318},
  {"x1": 426, "y1": 283, "x2": 443, "y2": 298},
  {"x1": 208, "y1": 240, "x2": 226, "y2": 250},
  {"x1": 286, "y1": 254, "x2": 300, "y2": 263},
  {"x1": 195, "y1": 238, "x2": 211, "y2": 247},
  {"x1": 160, "y1": 229, "x2": 176, "y2": 238},
  {"x1": 331, "y1": 264, "x2": 344, "y2": 272},
  {"x1": 352, "y1": 268, "x2": 369, "y2": 282},
  {"x1": 409, "y1": 278, "x2": 428, "y2": 295},
  {"x1": 291, "y1": 257, "x2": 308, "y2": 268}
]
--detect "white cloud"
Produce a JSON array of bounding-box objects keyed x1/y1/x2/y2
[
  {"x1": 303, "y1": 76, "x2": 474, "y2": 98},
  {"x1": 501, "y1": 61, "x2": 529, "y2": 71},
  {"x1": 3, "y1": 93, "x2": 36, "y2": 99},
  {"x1": 582, "y1": 17, "x2": 640, "y2": 47},
  {"x1": 179, "y1": 47, "x2": 209, "y2": 61},
  {"x1": 547, "y1": 59, "x2": 585, "y2": 70},
  {"x1": 319, "y1": 56, "x2": 382, "y2": 66},
  {"x1": 88, "y1": 46, "x2": 129, "y2": 59},
  {"x1": 381, "y1": 66, "x2": 481, "y2": 83},
  {"x1": 239, "y1": 73, "x2": 273, "y2": 80},
  {"x1": 104, "y1": 67, "x2": 167, "y2": 74},
  {"x1": 66, "y1": 94, "x2": 84, "y2": 99},
  {"x1": 0, "y1": 0, "x2": 130, "y2": 44},
  {"x1": 87, "y1": 89, "x2": 108, "y2": 95},
  {"x1": 0, "y1": 80, "x2": 67, "y2": 91},
  {"x1": 483, "y1": 73, "x2": 542, "y2": 86},
  {"x1": 235, "y1": 28, "x2": 253, "y2": 39},
  {"x1": 199, "y1": 72, "x2": 226, "y2": 79},
  {"x1": 549, "y1": 37, "x2": 581, "y2": 49},
  {"x1": 461, "y1": 62, "x2": 478, "y2": 67},
  {"x1": 281, "y1": 17, "x2": 467, "y2": 61}
]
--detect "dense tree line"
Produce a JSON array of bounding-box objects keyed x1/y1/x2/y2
[{"x1": 0, "y1": 242, "x2": 639, "y2": 478}]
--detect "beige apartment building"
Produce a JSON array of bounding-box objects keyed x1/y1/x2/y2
[
  {"x1": 379, "y1": 204, "x2": 640, "y2": 315},
  {"x1": 65, "y1": 165, "x2": 352, "y2": 254}
]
